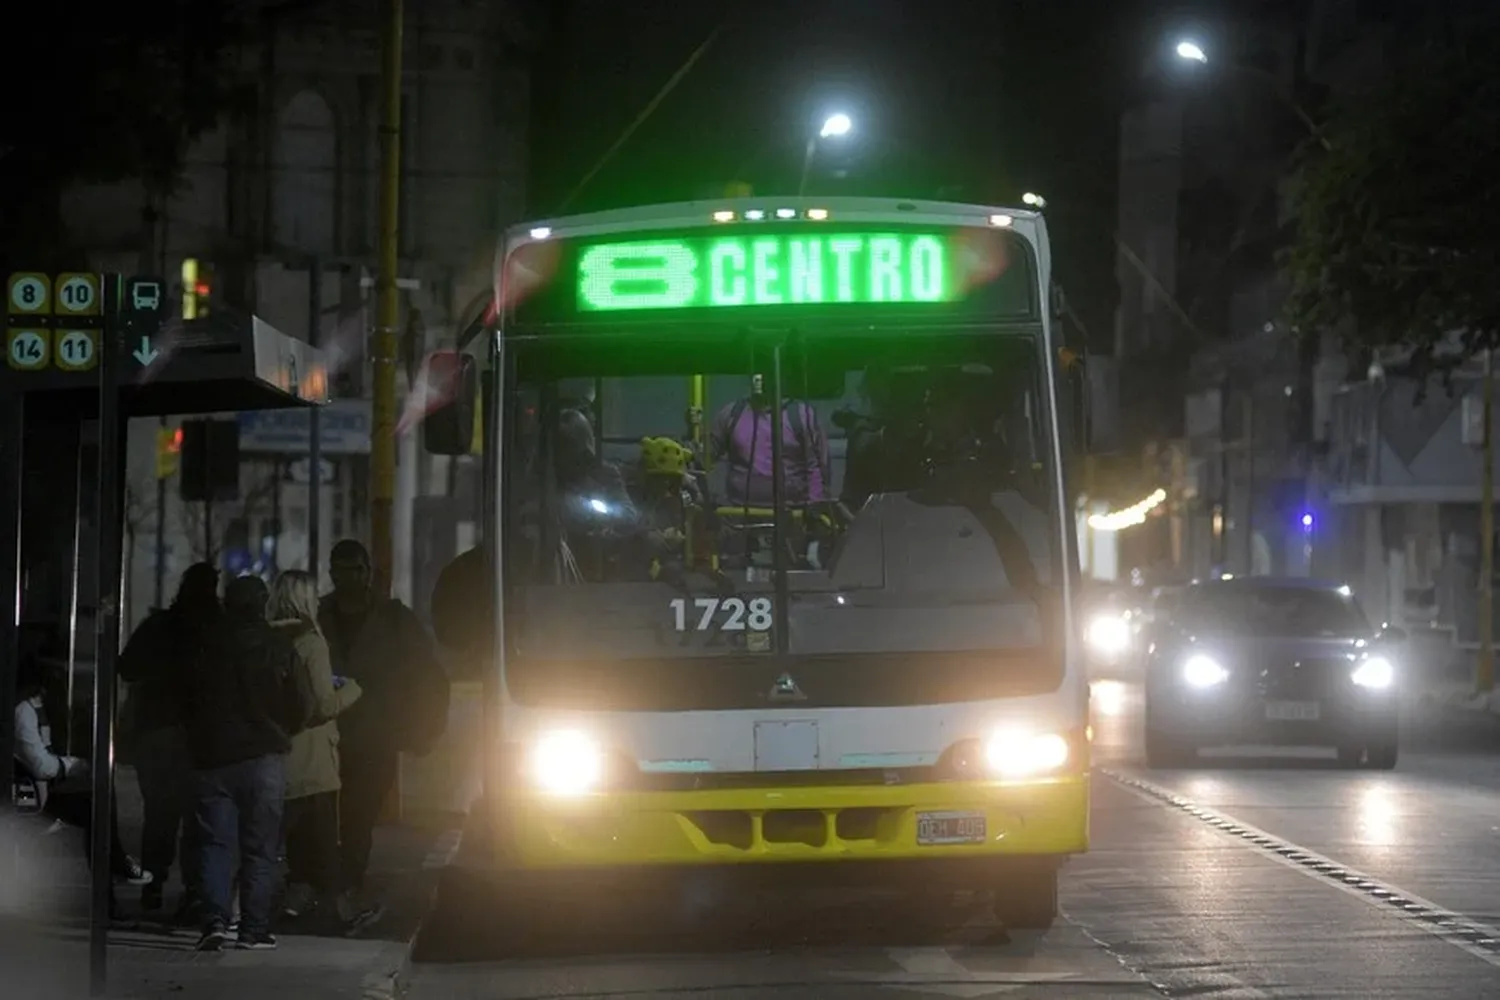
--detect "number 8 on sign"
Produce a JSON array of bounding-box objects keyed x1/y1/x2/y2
[{"x1": 7, "y1": 330, "x2": 50, "y2": 371}]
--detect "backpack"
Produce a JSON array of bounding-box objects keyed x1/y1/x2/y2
[{"x1": 724, "y1": 398, "x2": 826, "y2": 490}]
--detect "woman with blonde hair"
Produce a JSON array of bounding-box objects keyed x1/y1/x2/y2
[{"x1": 268, "y1": 570, "x2": 362, "y2": 928}]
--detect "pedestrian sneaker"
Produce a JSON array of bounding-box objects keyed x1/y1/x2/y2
[
  {"x1": 113, "y1": 856, "x2": 153, "y2": 887},
  {"x1": 236, "y1": 932, "x2": 277, "y2": 951},
  {"x1": 281, "y1": 882, "x2": 314, "y2": 919},
  {"x1": 195, "y1": 925, "x2": 228, "y2": 952}
]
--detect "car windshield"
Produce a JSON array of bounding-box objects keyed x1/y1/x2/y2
[
  {"x1": 1180, "y1": 584, "x2": 1371, "y2": 638},
  {"x1": 502, "y1": 329, "x2": 1061, "y2": 663}
]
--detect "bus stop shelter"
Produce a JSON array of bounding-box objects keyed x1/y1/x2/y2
[{"x1": 0, "y1": 303, "x2": 328, "y2": 992}]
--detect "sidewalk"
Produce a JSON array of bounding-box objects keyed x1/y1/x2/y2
[
  {"x1": 113, "y1": 816, "x2": 455, "y2": 999},
  {"x1": 1403, "y1": 626, "x2": 1500, "y2": 719},
  {"x1": 3, "y1": 787, "x2": 459, "y2": 999}
]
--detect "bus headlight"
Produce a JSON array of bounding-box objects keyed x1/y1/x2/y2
[
  {"x1": 982, "y1": 730, "x2": 1071, "y2": 778},
  {"x1": 1182, "y1": 653, "x2": 1228, "y2": 688},
  {"x1": 1085, "y1": 614, "x2": 1131, "y2": 656},
  {"x1": 1352, "y1": 657, "x2": 1394, "y2": 690},
  {"x1": 527, "y1": 730, "x2": 606, "y2": 795}
]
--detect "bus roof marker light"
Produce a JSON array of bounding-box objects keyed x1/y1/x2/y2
[
  {"x1": 806, "y1": 208, "x2": 829, "y2": 220},
  {"x1": 529, "y1": 226, "x2": 552, "y2": 240},
  {"x1": 989, "y1": 214, "x2": 1013, "y2": 228},
  {"x1": 712, "y1": 210, "x2": 735, "y2": 223},
  {"x1": 744, "y1": 209, "x2": 766, "y2": 221},
  {"x1": 775, "y1": 208, "x2": 796, "y2": 220}
]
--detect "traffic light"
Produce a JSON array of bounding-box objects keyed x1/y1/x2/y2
[
  {"x1": 155, "y1": 426, "x2": 183, "y2": 480},
  {"x1": 179, "y1": 419, "x2": 240, "y2": 502},
  {"x1": 181, "y1": 257, "x2": 215, "y2": 319}
]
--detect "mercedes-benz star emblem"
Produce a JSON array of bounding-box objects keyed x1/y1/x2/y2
[{"x1": 769, "y1": 672, "x2": 807, "y2": 702}]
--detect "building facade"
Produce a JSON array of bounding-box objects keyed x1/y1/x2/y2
[
  {"x1": 1110, "y1": 0, "x2": 1394, "y2": 589},
  {"x1": 58, "y1": 0, "x2": 532, "y2": 629}
]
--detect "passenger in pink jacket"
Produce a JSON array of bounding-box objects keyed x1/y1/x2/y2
[{"x1": 711, "y1": 375, "x2": 830, "y2": 506}]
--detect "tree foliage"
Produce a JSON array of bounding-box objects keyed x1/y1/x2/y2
[
  {"x1": 5, "y1": 5, "x2": 251, "y2": 190},
  {"x1": 1283, "y1": 20, "x2": 1500, "y2": 375}
]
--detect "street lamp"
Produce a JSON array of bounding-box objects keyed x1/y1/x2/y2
[
  {"x1": 1175, "y1": 40, "x2": 1208, "y2": 64},
  {"x1": 1170, "y1": 37, "x2": 1329, "y2": 149},
  {"x1": 1022, "y1": 191, "x2": 1047, "y2": 209},
  {"x1": 800, "y1": 112, "x2": 854, "y2": 196},
  {"x1": 820, "y1": 113, "x2": 852, "y2": 139}
]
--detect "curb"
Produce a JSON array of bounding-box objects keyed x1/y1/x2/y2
[
  {"x1": 1413, "y1": 688, "x2": 1499, "y2": 715},
  {"x1": 360, "y1": 826, "x2": 465, "y2": 999}
]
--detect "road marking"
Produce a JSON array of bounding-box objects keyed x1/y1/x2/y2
[
  {"x1": 1103, "y1": 768, "x2": 1500, "y2": 969},
  {"x1": 840, "y1": 950, "x2": 1083, "y2": 998}
]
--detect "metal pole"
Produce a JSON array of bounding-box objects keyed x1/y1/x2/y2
[
  {"x1": 1479, "y1": 349, "x2": 1494, "y2": 694},
  {"x1": 769, "y1": 344, "x2": 790, "y2": 652},
  {"x1": 371, "y1": 0, "x2": 404, "y2": 599},
  {"x1": 1243, "y1": 391, "x2": 1255, "y2": 575},
  {"x1": 65, "y1": 441, "x2": 85, "y2": 756},
  {"x1": 91, "y1": 275, "x2": 126, "y2": 996},
  {"x1": 0, "y1": 392, "x2": 23, "y2": 821},
  {"x1": 307, "y1": 258, "x2": 322, "y2": 581},
  {"x1": 154, "y1": 417, "x2": 167, "y2": 608},
  {"x1": 797, "y1": 137, "x2": 816, "y2": 197}
]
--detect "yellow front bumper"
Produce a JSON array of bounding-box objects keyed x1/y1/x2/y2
[{"x1": 494, "y1": 773, "x2": 1089, "y2": 870}]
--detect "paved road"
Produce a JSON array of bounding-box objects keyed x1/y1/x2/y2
[{"x1": 406, "y1": 684, "x2": 1500, "y2": 999}]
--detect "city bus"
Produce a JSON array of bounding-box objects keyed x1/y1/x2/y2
[{"x1": 426, "y1": 197, "x2": 1102, "y2": 930}]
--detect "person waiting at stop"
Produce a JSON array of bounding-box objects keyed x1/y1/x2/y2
[{"x1": 12, "y1": 658, "x2": 152, "y2": 893}]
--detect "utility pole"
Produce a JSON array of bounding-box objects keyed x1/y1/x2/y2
[
  {"x1": 307, "y1": 257, "x2": 322, "y2": 581},
  {"x1": 1479, "y1": 348, "x2": 1494, "y2": 694},
  {"x1": 371, "y1": 0, "x2": 404, "y2": 598},
  {"x1": 1243, "y1": 391, "x2": 1255, "y2": 575}
]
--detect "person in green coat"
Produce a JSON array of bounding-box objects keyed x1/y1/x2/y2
[{"x1": 268, "y1": 570, "x2": 363, "y2": 927}]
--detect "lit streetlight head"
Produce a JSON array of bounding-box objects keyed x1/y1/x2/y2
[
  {"x1": 1175, "y1": 40, "x2": 1208, "y2": 64},
  {"x1": 1022, "y1": 192, "x2": 1046, "y2": 208},
  {"x1": 819, "y1": 113, "x2": 853, "y2": 139}
]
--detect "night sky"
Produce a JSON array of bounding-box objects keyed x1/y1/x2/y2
[{"x1": 528, "y1": 0, "x2": 1180, "y2": 348}]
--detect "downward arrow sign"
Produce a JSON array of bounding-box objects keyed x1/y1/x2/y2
[{"x1": 132, "y1": 336, "x2": 160, "y2": 366}]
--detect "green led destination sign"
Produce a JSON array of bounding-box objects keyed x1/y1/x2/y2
[{"x1": 576, "y1": 233, "x2": 954, "y2": 313}]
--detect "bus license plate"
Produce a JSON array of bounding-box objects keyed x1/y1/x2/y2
[
  {"x1": 1265, "y1": 701, "x2": 1320, "y2": 721},
  {"x1": 916, "y1": 811, "x2": 987, "y2": 846}
]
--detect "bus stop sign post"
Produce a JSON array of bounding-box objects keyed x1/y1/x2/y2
[
  {"x1": 89, "y1": 275, "x2": 124, "y2": 995},
  {"x1": 89, "y1": 275, "x2": 164, "y2": 995}
]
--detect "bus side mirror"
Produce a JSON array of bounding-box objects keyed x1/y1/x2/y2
[
  {"x1": 1085, "y1": 355, "x2": 1120, "y2": 455},
  {"x1": 423, "y1": 351, "x2": 478, "y2": 456}
]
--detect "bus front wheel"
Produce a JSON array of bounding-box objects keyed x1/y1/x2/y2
[{"x1": 991, "y1": 864, "x2": 1059, "y2": 931}]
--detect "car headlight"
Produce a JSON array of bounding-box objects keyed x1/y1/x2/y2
[
  {"x1": 1182, "y1": 653, "x2": 1228, "y2": 688},
  {"x1": 1086, "y1": 614, "x2": 1131, "y2": 656},
  {"x1": 1352, "y1": 656, "x2": 1394, "y2": 690},
  {"x1": 527, "y1": 730, "x2": 606, "y2": 795},
  {"x1": 982, "y1": 729, "x2": 1071, "y2": 779}
]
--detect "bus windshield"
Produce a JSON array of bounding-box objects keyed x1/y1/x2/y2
[{"x1": 503, "y1": 328, "x2": 1062, "y2": 667}]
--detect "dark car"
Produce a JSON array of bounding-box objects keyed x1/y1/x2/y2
[{"x1": 1143, "y1": 577, "x2": 1403, "y2": 770}]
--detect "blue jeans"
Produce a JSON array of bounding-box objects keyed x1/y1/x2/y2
[{"x1": 192, "y1": 754, "x2": 286, "y2": 935}]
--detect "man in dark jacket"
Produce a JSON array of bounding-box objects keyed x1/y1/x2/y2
[
  {"x1": 119, "y1": 561, "x2": 219, "y2": 913},
  {"x1": 186, "y1": 576, "x2": 308, "y2": 952},
  {"x1": 320, "y1": 539, "x2": 447, "y2": 898}
]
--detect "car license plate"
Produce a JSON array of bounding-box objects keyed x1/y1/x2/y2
[
  {"x1": 1265, "y1": 701, "x2": 1320, "y2": 721},
  {"x1": 916, "y1": 811, "x2": 987, "y2": 845}
]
